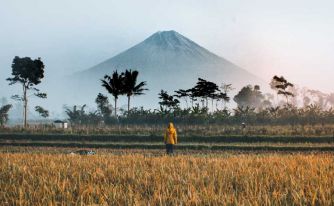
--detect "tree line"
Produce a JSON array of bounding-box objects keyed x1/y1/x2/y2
[
  {"x1": 64, "y1": 68, "x2": 334, "y2": 126},
  {"x1": 2, "y1": 56, "x2": 334, "y2": 127}
]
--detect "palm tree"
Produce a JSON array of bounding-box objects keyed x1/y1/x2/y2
[
  {"x1": 123, "y1": 70, "x2": 148, "y2": 113},
  {"x1": 267, "y1": 106, "x2": 280, "y2": 119},
  {"x1": 101, "y1": 71, "x2": 124, "y2": 117},
  {"x1": 233, "y1": 106, "x2": 255, "y2": 122},
  {"x1": 65, "y1": 105, "x2": 87, "y2": 125}
]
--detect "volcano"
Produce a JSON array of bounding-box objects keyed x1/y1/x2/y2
[{"x1": 69, "y1": 30, "x2": 264, "y2": 108}]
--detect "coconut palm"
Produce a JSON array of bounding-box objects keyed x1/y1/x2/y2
[
  {"x1": 123, "y1": 70, "x2": 148, "y2": 113},
  {"x1": 101, "y1": 71, "x2": 125, "y2": 117}
]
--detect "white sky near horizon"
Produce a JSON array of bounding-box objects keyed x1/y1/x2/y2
[{"x1": 0, "y1": 0, "x2": 334, "y2": 94}]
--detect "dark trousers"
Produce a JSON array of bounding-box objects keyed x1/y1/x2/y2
[{"x1": 166, "y1": 144, "x2": 174, "y2": 154}]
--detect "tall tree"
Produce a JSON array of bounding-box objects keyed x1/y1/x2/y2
[
  {"x1": 123, "y1": 70, "x2": 148, "y2": 113},
  {"x1": 158, "y1": 90, "x2": 180, "y2": 111},
  {"x1": 217, "y1": 92, "x2": 230, "y2": 110},
  {"x1": 101, "y1": 71, "x2": 125, "y2": 117},
  {"x1": 95, "y1": 93, "x2": 112, "y2": 118},
  {"x1": 271, "y1": 75, "x2": 294, "y2": 105},
  {"x1": 0, "y1": 104, "x2": 12, "y2": 126},
  {"x1": 174, "y1": 89, "x2": 191, "y2": 108},
  {"x1": 220, "y1": 83, "x2": 234, "y2": 108},
  {"x1": 6, "y1": 56, "x2": 46, "y2": 128},
  {"x1": 233, "y1": 85, "x2": 264, "y2": 109},
  {"x1": 326, "y1": 93, "x2": 334, "y2": 108},
  {"x1": 192, "y1": 78, "x2": 220, "y2": 109},
  {"x1": 307, "y1": 89, "x2": 327, "y2": 109},
  {"x1": 188, "y1": 88, "x2": 198, "y2": 108}
]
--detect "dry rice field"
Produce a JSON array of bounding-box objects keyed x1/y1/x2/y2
[{"x1": 0, "y1": 153, "x2": 334, "y2": 205}]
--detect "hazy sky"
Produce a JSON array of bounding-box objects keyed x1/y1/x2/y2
[{"x1": 1, "y1": 0, "x2": 334, "y2": 94}]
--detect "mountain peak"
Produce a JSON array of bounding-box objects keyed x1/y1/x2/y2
[
  {"x1": 75, "y1": 30, "x2": 263, "y2": 107},
  {"x1": 84, "y1": 30, "x2": 229, "y2": 71},
  {"x1": 143, "y1": 30, "x2": 196, "y2": 49},
  {"x1": 149, "y1": 30, "x2": 181, "y2": 39},
  {"x1": 156, "y1": 30, "x2": 178, "y2": 35}
]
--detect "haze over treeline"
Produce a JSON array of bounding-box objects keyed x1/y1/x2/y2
[{"x1": 1, "y1": 0, "x2": 334, "y2": 120}]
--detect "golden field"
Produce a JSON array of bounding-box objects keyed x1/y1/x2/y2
[{"x1": 0, "y1": 153, "x2": 334, "y2": 205}]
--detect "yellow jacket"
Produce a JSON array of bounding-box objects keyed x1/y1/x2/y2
[{"x1": 164, "y1": 123, "x2": 177, "y2": 145}]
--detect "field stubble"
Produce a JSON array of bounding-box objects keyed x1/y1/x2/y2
[{"x1": 0, "y1": 153, "x2": 333, "y2": 205}]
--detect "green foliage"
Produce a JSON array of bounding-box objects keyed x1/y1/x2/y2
[
  {"x1": 6, "y1": 56, "x2": 47, "y2": 127},
  {"x1": 35, "y1": 93, "x2": 47, "y2": 99},
  {"x1": 233, "y1": 85, "x2": 265, "y2": 109},
  {"x1": 101, "y1": 70, "x2": 125, "y2": 116},
  {"x1": 114, "y1": 104, "x2": 334, "y2": 126},
  {"x1": 271, "y1": 75, "x2": 294, "y2": 104},
  {"x1": 191, "y1": 78, "x2": 220, "y2": 108},
  {"x1": 7, "y1": 56, "x2": 45, "y2": 86},
  {"x1": 65, "y1": 104, "x2": 118, "y2": 126},
  {"x1": 123, "y1": 70, "x2": 148, "y2": 112},
  {"x1": 158, "y1": 90, "x2": 180, "y2": 111},
  {"x1": 95, "y1": 93, "x2": 112, "y2": 117},
  {"x1": 173, "y1": 78, "x2": 229, "y2": 111},
  {"x1": 101, "y1": 69, "x2": 147, "y2": 116},
  {"x1": 35, "y1": 106, "x2": 49, "y2": 118},
  {"x1": 0, "y1": 104, "x2": 12, "y2": 126},
  {"x1": 65, "y1": 105, "x2": 90, "y2": 125},
  {"x1": 233, "y1": 106, "x2": 256, "y2": 123}
]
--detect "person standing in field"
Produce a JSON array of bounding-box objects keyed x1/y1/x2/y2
[{"x1": 164, "y1": 122, "x2": 177, "y2": 155}]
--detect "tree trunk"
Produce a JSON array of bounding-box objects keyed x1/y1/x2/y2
[
  {"x1": 23, "y1": 85, "x2": 28, "y2": 128},
  {"x1": 127, "y1": 96, "x2": 130, "y2": 114},
  {"x1": 114, "y1": 98, "x2": 117, "y2": 117},
  {"x1": 211, "y1": 99, "x2": 214, "y2": 112}
]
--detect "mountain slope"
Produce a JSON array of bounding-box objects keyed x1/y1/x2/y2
[
  {"x1": 68, "y1": 30, "x2": 264, "y2": 108},
  {"x1": 81, "y1": 31, "x2": 257, "y2": 78}
]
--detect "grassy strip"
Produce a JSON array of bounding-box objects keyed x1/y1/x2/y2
[
  {"x1": 1, "y1": 133, "x2": 334, "y2": 143},
  {"x1": 1, "y1": 141, "x2": 334, "y2": 152},
  {"x1": 2, "y1": 140, "x2": 334, "y2": 147}
]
